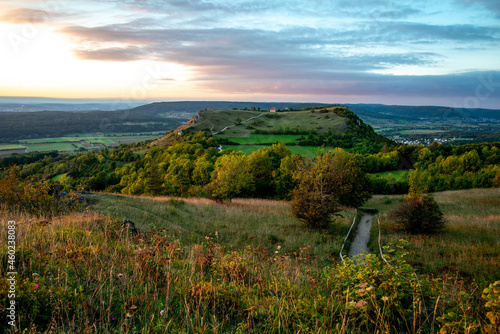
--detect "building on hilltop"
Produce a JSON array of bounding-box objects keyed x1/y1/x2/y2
[{"x1": 270, "y1": 107, "x2": 276, "y2": 112}]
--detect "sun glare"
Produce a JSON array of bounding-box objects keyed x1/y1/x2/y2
[{"x1": 0, "y1": 22, "x2": 195, "y2": 99}]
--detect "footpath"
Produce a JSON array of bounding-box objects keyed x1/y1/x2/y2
[{"x1": 348, "y1": 213, "x2": 373, "y2": 258}]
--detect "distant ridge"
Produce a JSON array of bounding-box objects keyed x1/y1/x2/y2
[{"x1": 150, "y1": 104, "x2": 390, "y2": 149}]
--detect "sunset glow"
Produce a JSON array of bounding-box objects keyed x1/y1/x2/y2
[{"x1": 0, "y1": 0, "x2": 499, "y2": 107}]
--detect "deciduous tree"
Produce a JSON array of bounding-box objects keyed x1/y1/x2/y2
[{"x1": 290, "y1": 149, "x2": 371, "y2": 228}]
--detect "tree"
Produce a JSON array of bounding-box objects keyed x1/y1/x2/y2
[
  {"x1": 145, "y1": 165, "x2": 164, "y2": 195},
  {"x1": 494, "y1": 169, "x2": 500, "y2": 187},
  {"x1": 247, "y1": 143, "x2": 291, "y2": 198},
  {"x1": 207, "y1": 152, "x2": 254, "y2": 202},
  {"x1": 389, "y1": 193, "x2": 445, "y2": 234},
  {"x1": 290, "y1": 149, "x2": 371, "y2": 228}
]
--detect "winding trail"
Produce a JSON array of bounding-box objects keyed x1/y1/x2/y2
[
  {"x1": 213, "y1": 113, "x2": 264, "y2": 135},
  {"x1": 348, "y1": 213, "x2": 373, "y2": 259}
]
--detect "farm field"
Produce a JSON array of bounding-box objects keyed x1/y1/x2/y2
[
  {"x1": 3, "y1": 132, "x2": 165, "y2": 155},
  {"x1": 0, "y1": 144, "x2": 25, "y2": 151}
]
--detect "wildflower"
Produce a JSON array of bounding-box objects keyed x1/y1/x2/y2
[
  {"x1": 117, "y1": 273, "x2": 123, "y2": 278},
  {"x1": 348, "y1": 301, "x2": 356, "y2": 307},
  {"x1": 126, "y1": 313, "x2": 132, "y2": 319},
  {"x1": 366, "y1": 286, "x2": 374, "y2": 292},
  {"x1": 277, "y1": 245, "x2": 281, "y2": 250},
  {"x1": 35, "y1": 285, "x2": 39, "y2": 289},
  {"x1": 215, "y1": 231, "x2": 218, "y2": 237},
  {"x1": 275, "y1": 251, "x2": 279, "y2": 254},
  {"x1": 356, "y1": 288, "x2": 365, "y2": 294},
  {"x1": 112, "y1": 318, "x2": 116, "y2": 321},
  {"x1": 358, "y1": 283, "x2": 368, "y2": 288},
  {"x1": 160, "y1": 310, "x2": 164, "y2": 316},
  {"x1": 130, "y1": 305, "x2": 137, "y2": 311},
  {"x1": 355, "y1": 300, "x2": 368, "y2": 308},
  {"x1": 381, "y1": 296, "x2": 390, "y2": 302}
]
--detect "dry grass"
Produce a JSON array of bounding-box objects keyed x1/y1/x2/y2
[
  {"x1": 1, "y1": 189, "x2": 498, "y2": 333},
  {"x1": 2, "y1": 208, "x2": 495, "y2": 333},
  {"x1": 91, "y1": 193, "x2": 355, "y2": 266},
  {"x1": 367, "y1": 188, "x2": 500, "y2": 282}
]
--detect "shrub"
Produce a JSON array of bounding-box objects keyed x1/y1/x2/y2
[
  {"x1": 290, "y1": 186, "x2": 339, "y2": 228},
  {"x1": 389, "y1": 193, "x2": 445, "y2": 234},
  {"x1": 0, "y1": 166, "x2": 84, "y2": 218}
]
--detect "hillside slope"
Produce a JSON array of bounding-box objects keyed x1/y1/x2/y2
[{"x1": 152, "y1": 105, "x2": 389, "y2": 149}]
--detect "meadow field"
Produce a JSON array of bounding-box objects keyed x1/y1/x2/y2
[
  {"x1": 365, "y1": 188, "x2": 500, "y2": 283},
  {"x1": 92, "y1": 194, "x2": 356, "y2": 266},
  {"x1": 220, "y1": 134, "x2": 301, "y2": 144},
  {"x1": 190, "y1": 108, "x2": 347, "y2": 137},
  {"x1": 1, "y1": 188, "x2": 499, "y2": 333},
  {"x1": 222, "y1": 144, "x2": 332, "y2": 156},
  {"x1": 371, "y1": 169, "x2": 409, "y2": 181}
]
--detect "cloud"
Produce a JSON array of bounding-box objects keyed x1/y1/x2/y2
[
  {"x1": 4, "y1": 0, "x2": 500, "y2": 107},
  {"x1": 197, "y1": 71, "x2": 500, "y2": 104},
  {"x1": 455, "y1": 0, "x2": 500, "y2": 18},
  {"x1": 73, "y1": 46, "x2": 149, "y2": 61},
  {"x1": 0, "y1": 8, "x2": 59, "y2": 24}
]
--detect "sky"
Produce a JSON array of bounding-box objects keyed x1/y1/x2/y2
[{"x1": 0, "y1": 0, "x2": 499, "y2": 108}]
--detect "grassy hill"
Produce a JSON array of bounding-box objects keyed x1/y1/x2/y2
[
  {"x1": 187, "y1": 107, "x2": 347, "y2": 137},
  {"x1": 153, "y1": 105, "x2": 389, "y2": 153}
]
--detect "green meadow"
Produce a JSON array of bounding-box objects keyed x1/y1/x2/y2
[
  {"x1": 1, "y1": 188, "x2": 498, "y2": 332},
  {"x1": 371, "y1": 169, "x2": 409, "y2": 181},
  {"x1": 221, "y1": 134, "x2": 301, "y2": 144}
]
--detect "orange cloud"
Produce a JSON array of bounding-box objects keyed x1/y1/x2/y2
[{"x1": 0, "y1": 8, "x2": 55, "y2": 24}]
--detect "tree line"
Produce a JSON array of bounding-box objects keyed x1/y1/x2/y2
[{"x1": 1, "y1": 133, "x2": 499, "y2": 201}]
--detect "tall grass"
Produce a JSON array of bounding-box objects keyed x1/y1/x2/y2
[
  {"x1": 1, "y1": 208, "x2": 496, "y2": 333},
  {"x1": 1, "y1": 190, "x2": 499, "y2": 332},
  {"x1": 366, "y1": 188, "x2": 500, "y2": 283},
  {"x1": 92, "y1": 194, "x2": 356, "y2": 265}
]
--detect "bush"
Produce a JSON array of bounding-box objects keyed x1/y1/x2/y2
[
  {"x1": 290, "y1": 186, "x2": 339, "y2": 228},
  {"x1": 389, "y1": 194, "x2": 445, "y2": 234},
  {"x1": 0, "y1": 166, "x2": 84, "y2": 218}
]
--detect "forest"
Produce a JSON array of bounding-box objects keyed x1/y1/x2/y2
[{"x1": 1, "y1": 132, "x2": 499, "y2": 200}]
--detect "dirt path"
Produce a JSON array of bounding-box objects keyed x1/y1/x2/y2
[
  {"x1": 213, "y1": 113, "x2": 264, "y2": 135},
  {"x1": 348, "y1": 213, "x2": 373, "y2": 258}
]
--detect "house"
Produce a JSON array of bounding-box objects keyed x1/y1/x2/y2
[{"x1": 270, "y1": 107, "x2": 276, "y2": 112}]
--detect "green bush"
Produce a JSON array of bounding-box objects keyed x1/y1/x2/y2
[
  {"x1": 389, "y1": 194, "x2": 445, "y2": 234},
  {"x1": 290, "y1": 187, "x2": 339, "y2": 228}
]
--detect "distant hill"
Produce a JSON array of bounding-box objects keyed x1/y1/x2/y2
[
  {"x1": 151, "y1": 105, "x2": 390, "y2": 150},
  {"x1": 347, "y1": 104, "x2": 500, "y2": 143},
  {"x1": 2, "y1": 100, "x2": 498, "y2": 144},
  {"x1": 0, "y1": 101, "x2": 327, "y2": 142},
  {"x1": 347, "y1": 104, "x2": 500, "y2": 121},
  {"x1": 188, "y1": 107, "x2": 347, "y2": 136}
]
